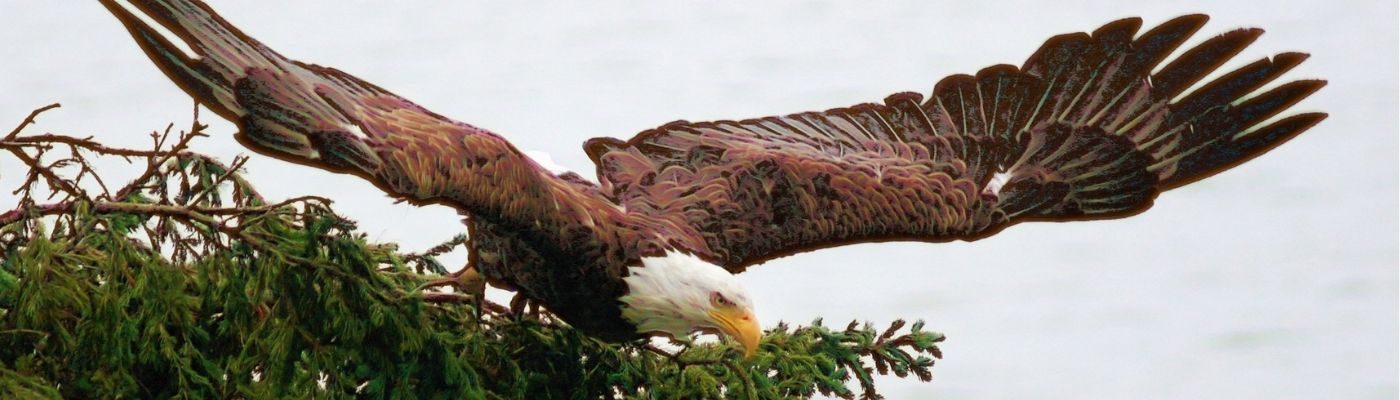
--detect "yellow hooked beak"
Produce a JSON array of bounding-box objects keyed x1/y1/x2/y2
[{"x1": 708, "y1": 307, "x2": 761, "y2": 357}]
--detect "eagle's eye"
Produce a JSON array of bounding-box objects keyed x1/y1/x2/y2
[{"x1": 710, "y1": 291, "x2": 735, "y2": 307}]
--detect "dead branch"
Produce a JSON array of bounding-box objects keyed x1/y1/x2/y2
[{"x1": 3, "y1": 102, "x2": 60, "y2": 141}]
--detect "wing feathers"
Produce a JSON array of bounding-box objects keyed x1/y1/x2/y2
[
  {"x1": 1129, "y1": 15, "x2": 1210, "y2": 66},
  {"x1": 589, "y1": 15, "x2": 1323, "y2": 269},
  {"x1": 102, "y1": 0, "x2": 283, "y2": 119},
  {"x1": 1233, "y1": 79, "x2": 1328, "y2": 130},
  {"x1": 108, "y1": 0, "x2": 630, "y2": 270},
  {"x1": 1152, "y1": 28, "x2": 1265, "y2": 100},
  {"x1": 1159, "y1": 98, "x2": 1327, "y2": 190},
  {"x1": 991, "y1": 18, "x2": 1322, "y2": 221},
  {"x1": 1173, "y1": 53, "x2": 1309, "y2": 119}
]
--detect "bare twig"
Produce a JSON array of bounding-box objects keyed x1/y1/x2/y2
[
  {"x1": 0, "y1": 195, "x2": 337, "y2": 227},
  {"x1": 6, "y1": 133, "x2": 168, "y2": 158},
  {"x1": 1, "y1": 106, "x2": 84, "y2": 200},
  {"x1": 111, "y1": 122, "x2": 206, "y2": 201},
  {"x1": 4, "y1": 143, "x2": 84, "y2": 199},
  {"x1": 3, "y1": 103, "x2": 60, "y2": 141},
  {"x1": 421, "y1": 292, "x2": 510, "y2": 315}
]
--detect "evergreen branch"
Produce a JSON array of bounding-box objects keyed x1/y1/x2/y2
[{"x1": 401, "y1": 233, "x2": 466, "y2": 275}]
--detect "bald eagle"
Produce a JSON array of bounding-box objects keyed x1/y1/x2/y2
[{"x1": 103, "y1": 0, "x2": 1325, "y2": 357}]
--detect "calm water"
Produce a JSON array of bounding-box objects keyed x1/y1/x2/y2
[{"x1": 1, "y1": 1, "x2": 1395, "y2": 398}]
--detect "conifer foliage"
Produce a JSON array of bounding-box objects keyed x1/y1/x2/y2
[{"x1": 0, "y1": 105, "x2": 943, "y2": 399}]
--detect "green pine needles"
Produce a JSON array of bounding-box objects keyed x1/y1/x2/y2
[{"x1": 0, "y1": 104, "x2": 943, "y2": 399}]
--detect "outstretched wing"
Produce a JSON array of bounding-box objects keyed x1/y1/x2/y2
[
  {"x1": 585, "y1": 16, "x2": 1326, "y2": 270},
  {"x1": 101, "y1": 0, "x2": 620, "y2": 255}
]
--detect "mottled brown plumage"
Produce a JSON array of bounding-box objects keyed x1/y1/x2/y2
[{"x1": 104, "y1": 0, "x2": 1325, "y2": 341}]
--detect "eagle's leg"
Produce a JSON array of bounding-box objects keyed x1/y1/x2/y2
[
  {"x1": 424, "y1": 267, "x2": 484, "y2": 293},
  {"x1": 422, "y1": 266, "x2": 487, "y2": 317},
  {"x1": 507, "y1": 293, "x2": 544, "y2": 320},
  {"x1": 447, "y1": 266, "x2": 486, "y2": 299},
  {"x1": 508, "y1": 293, "x2": 527, "y2": 318},
  {"x1": 449, "y1": 266, "x2": 488, "y2": 319}
]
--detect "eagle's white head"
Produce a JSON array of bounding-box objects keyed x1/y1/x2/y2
[{"x1": 619, "y1": 250, "x2": 761, "y2": 356}]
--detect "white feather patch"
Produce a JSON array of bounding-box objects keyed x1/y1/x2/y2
[
  {"x1": 984, "y1": 170, "x2": 1013, "y2": 197},
  {"x1": 523, "y1": 150, "x2": 572, "y2": 175},
  {"x1": 340, "y1": 123, "x2": 368, "y2": 139},
  {"x1": 113, "y1": 0, "x2": 202, "y2": 61}
]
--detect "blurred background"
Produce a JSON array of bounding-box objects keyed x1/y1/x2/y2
[{"x1": 1, "y1": 1, "x2": 1395, "y2": 398}]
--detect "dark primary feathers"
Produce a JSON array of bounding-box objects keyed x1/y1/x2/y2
[
  {"x1": 585, "y1": 16, "x2": 1325, "y2": 269},
  {"x1": 103, "y1": 0, "x2": 1324, "y2": 340}
]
